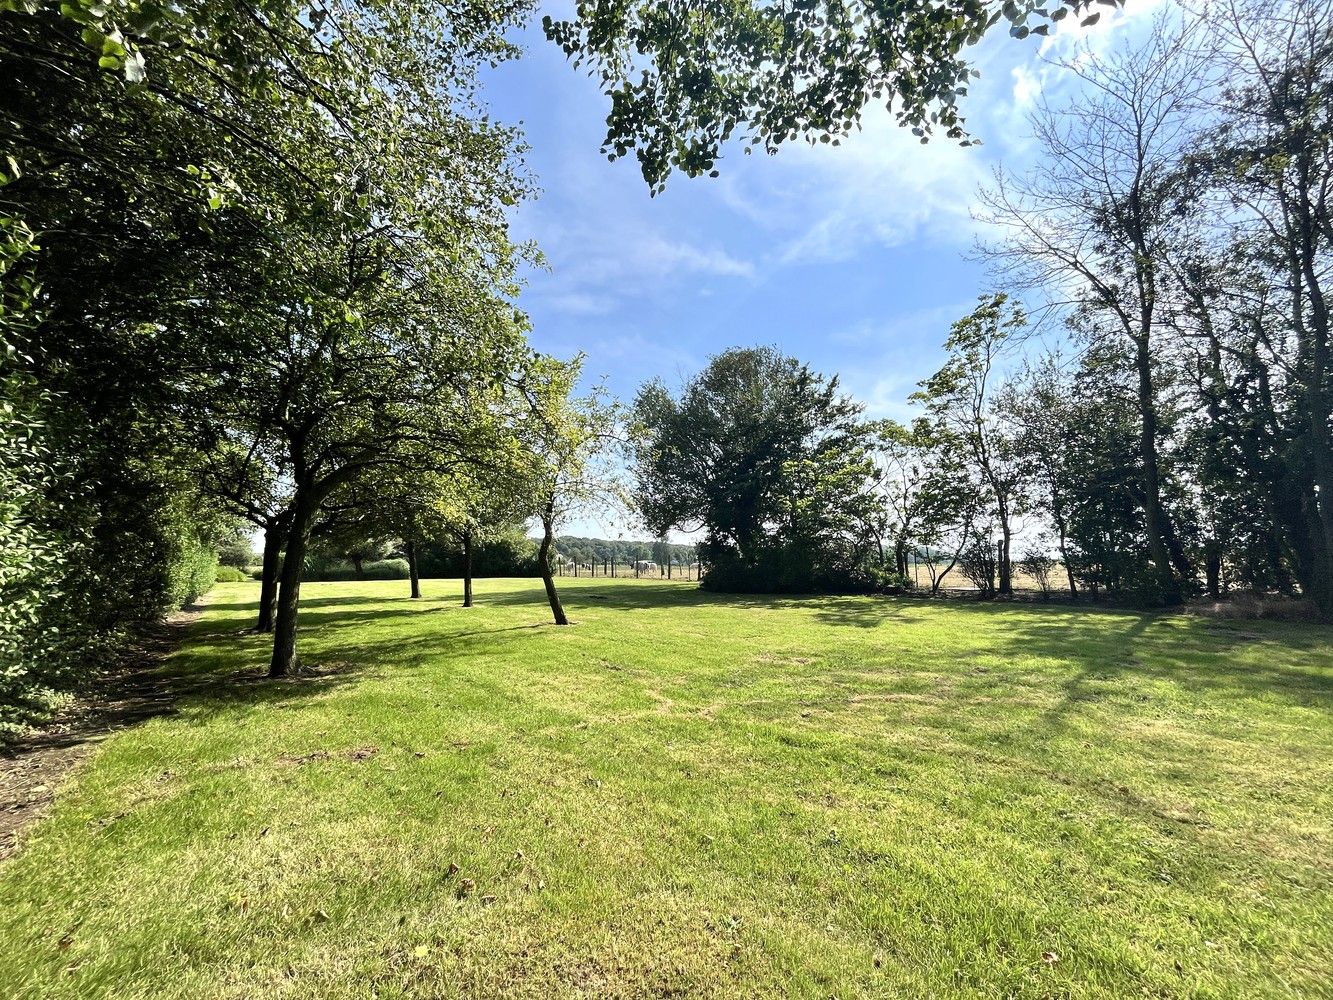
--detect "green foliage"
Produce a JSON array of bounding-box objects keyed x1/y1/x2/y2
[
  {"x1": 165, "y1": 532, "x2": 218, "y2": 609},
  {"x1": 216, "y1": 530, "x2": 254, "y2": 571},
  {"x1": 214, "y1": 565, "x2": 248, "y2": 583},
  {"x1": 304, "y1": 559, "x2": 410, "y2": 582},
  {"x1": 633, "y1": 347, "x2": 878, "y2": 593},
  {"x1": 419, "y1": 531, "x2": 539, "y2": 579},
  {"x1": 545, "y1": 0, "x2": 1124, "y2": 191},
  {"x1": 2, "y1": 0, "x2": 541, "y2": 680}
]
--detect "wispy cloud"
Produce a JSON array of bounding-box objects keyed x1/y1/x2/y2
[{"x1": 517, "y1": 206, "x2": 756, "y2": 315}]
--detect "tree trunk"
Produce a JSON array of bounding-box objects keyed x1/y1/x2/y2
[
  {"x1": 998, "y1": 523, "x2": 1012, "y2": 596},
  {"x1": 1205, "y1": 542, "x2": 1221, "y2": 600},
  {"x1": 352, "y1": 555, "x2": 364, "y2": 580},
  {"x1": 256, "y1": 519, "x2": 286, "y2": 633},
  {"x1": 462, "y1": 529, "x2": 474, "y2": 608},
  {"x1": 269, "y1": 500, "x2": 314, "y2": 678},
  {"x1": 537, "y1": 511, "x2": 569, "y2": 625},
  {"x1": 1056, "y1": 521, "x2": 1078, "y2": 600},
  {"x1": 1134, "y1": 332, "x2": 1183, "y2": 605},
  {"x1": 406, "y1": 537, "x2": 421, "y2": 599}
]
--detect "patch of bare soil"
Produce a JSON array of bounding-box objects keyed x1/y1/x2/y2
[{"x1": 0, "y1": 605, "x2": 204, "y2": 862}]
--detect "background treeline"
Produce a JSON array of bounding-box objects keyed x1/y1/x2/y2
[
  {"x1": 551, "y1": 537, "x2": 697, "y2": 569},
  {"x1": 295, "y1": 532, "x2": 698, "y2": 582},
  {"x1": 633, "y1": 1, "x2": 1333, "y2": 613}
]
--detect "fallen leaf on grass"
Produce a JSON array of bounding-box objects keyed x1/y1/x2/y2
[{"x1": 1042, "y1": 951, "x2": 1060, "y2": 965}]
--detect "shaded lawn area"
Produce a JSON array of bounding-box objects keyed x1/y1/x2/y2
[{"x1": 1, "y1": 578, "x2": 1330, "y2": 999}]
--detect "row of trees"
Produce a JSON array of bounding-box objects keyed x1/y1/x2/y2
[
  {"x1": 633, "y1": 0, "x2": 1331, "y2": 615},
  {"x1": 974, "y1": 0, "x2": 1332, "y2": 610},
  {"x1": 10, "y1": 0, "x2": 1315, "y2": 727},
  {"x1": 618, "y1": 0, "x2": 1327, "y2": 618},
  {"x1": 553, "y1": 536, "x2": 696, "y2": 570},
  {"x1": 0, "y1": 0, "x2": 627, "y2": 726}
]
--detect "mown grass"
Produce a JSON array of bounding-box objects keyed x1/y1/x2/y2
[{"x1": 1, "y1": 578, "x2": 1330, "y2": 999}]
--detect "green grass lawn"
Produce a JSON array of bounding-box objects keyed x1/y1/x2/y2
[{"x1": 2, "y1": 579, "x2": 1331, "y2": 999}]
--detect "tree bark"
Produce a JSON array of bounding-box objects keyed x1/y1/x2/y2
[
  {"x1": 406, "y1": 537, "x2": 421, "y2": 599},
  {"x1": 269, "y1": 499, "x2": 314, "y2": 678},
  {"x1": 537, "y1": 510, "x2": 569, "y2": 625},
  {"x1": 1055, "y1": 516, "x2": 1078, "y2": 600},
  {"x1": 1134, "y1": 333, "x2": 1184, "y2": 605},
  {"x1": 462, "y1": 529, "x2": 474, "y2": 608},
  {"x1": 1205, "y1": 542, "x2": 1221, "y2": 600},
  {"x1": 256, "y1": 519, "x2": 286, "y2": 633},
  {"x1": 998, "y1": 518, "x2": 1013, "y2": 596}
]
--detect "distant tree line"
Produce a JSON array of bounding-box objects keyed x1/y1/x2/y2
[
  {"x1": 552, "y1": 537, "x2": 697, "y2": 569},
  {"x1": 631, "y1": 0, "x2": 1332, "y2": 613}
]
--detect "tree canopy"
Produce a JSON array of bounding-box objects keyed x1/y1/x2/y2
[{"x1": 545, "y1": 0, "x2": 1124, "y2": 191}]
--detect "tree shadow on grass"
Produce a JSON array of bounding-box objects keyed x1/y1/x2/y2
[
  {"x1": 180, "y1": 583, "x2": 1333, "y2": 730},
  {"x1": 466, "y1": 581, "x2": 929, "y2": 629}
]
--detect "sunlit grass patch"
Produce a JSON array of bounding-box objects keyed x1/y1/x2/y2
[{"x1": 1, "y1": 578, "x2": 1330, "y2": 998}]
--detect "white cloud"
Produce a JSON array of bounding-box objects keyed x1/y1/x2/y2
[
  {"x1": 516, "y1": 204, "x2": 756, "y2": 314},
  {"x1": 737, "y1": 116, "x2": 994, "y2": 267},
  {"x1": 529, "y1": 290, "x2": 615, "y2": 316},
  {"x1": 695, "y1": 0, "x2": 1178, "y2": 270}
]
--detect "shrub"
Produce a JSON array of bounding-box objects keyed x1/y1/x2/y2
[
  {"x1": 418, "y1": 530, "x2": 540, "y2": 577},
  {"x1": 304, "y1": 558, "x2": 410, "y2": 581},
  {"x1": 216, "y1": 531, "x2": 255, "y2": 570},
  {"x1": 855, "y1": 563, "x2": 911, "y2": 594},
  {"x1": 165, "y1": 531, "x2": 218, "y2": 608},
  {"x1": 958, "y1": 538, "x2": 998, "y2": 598},
  {"x1": 701, "y1": 544, "x2": 906, "y2": 595},
  {"x1": 1019, "y1": 548, "x2": 1057, "y2": 600},
  {"x1": 215, "y1": 564, "x2": 247, "y2": 583}
]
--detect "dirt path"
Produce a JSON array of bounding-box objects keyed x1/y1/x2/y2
[{"x1": 0, "y1": 605, "x2": 205, "y2": 862}]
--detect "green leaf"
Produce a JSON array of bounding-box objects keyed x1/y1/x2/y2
[{"x1": 124, "y1": 50, "x2": 146, "y2": 83}]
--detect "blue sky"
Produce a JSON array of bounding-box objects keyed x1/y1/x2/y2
[{"x1": 481, "y1": 1, "x2": 1164, "y2": 537}]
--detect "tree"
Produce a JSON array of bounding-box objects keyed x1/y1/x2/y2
[
  {"x1": 1000, "y1": 354, "x2": 1081, "y2": 599},
  {"x1": 1190, "y1": 0, "x2": 1333, "y2": 611},
  {"x1": 883, "y1": 423, "x2": 981, "y2": 596},
  {"x1": 544, "y1": 0, "x2": 1124, "y2": 192},
  {"x1": 0, "y1": 0, "x2": 538, "y2": 701},
  {"x1": 518, "y1": 357, "x2": 623, "y2": 625},
  {"x1": 978, "y1": 14, "x2": 1212, "y2": 604},
  {"x1": 432, "y1": 463, "x2": 531, "y2": 608},
  {"x1": 632, "y1": 347, "x2": 875, "y2": 592},
  {"x1": 914, "y1": 294, "x2": 1028, "y2": 595}
]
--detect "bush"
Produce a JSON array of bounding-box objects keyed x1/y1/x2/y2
[
  {"x1": 958, "y1": 538, "x2": 998, "y2": 598},
  {"x1": 701, "y1": 544, "x2": 907, "y2": 595},
  {"x1": 165, "y1": 532, "x2": 217, "y2": 608},
  {"x1": 215, "y1": 564, "x2": 247, "y2": 583},
  {"x1": 304, "y1": 558, "x2": 410, "y2": 581},
  {"x1": 854, "y1": 563, "x2": 910, "y2": 594},
  {"x1": 1019, "y1": 548, "x2": 1057, "y2": 599},
  {"x1": 216, "y1": 531, "x2": 255, "y2": 570},
  {"x1": 417, "y1": 530, "x2": 539, "y2": 577}
]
